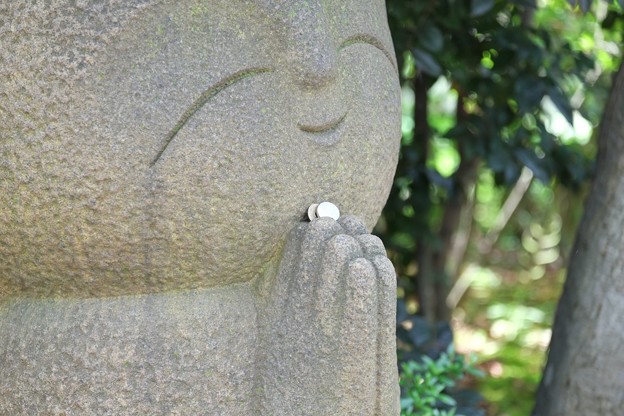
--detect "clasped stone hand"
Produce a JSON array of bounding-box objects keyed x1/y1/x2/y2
[{"x1": 258, "y1": 215, "x2": 400, "y2": 415}]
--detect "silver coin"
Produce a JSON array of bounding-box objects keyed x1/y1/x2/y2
[
  {"x1": 316, "y1": 201, "x2": 340, "y2": 220},
  {"x1": 307, "y1": 203, "x2": 320, "y2": 221}
]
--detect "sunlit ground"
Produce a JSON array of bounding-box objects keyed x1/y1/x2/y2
[{"x1": 453, "y1": 246, "x2": 568, "y2": 415}]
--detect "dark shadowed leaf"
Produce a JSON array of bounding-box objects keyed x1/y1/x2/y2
[
  {"x1": 412, "y1": 48, "x2": 442, "y2": 76},
  {"x1": 471, "y1": 0, "x2": 495, "y2": 17},
  {"x1": 454, "y1": 389, "x2": 485, "y2": 409},
  {"x1": 504, "y1": 162, "x2": 521, "y2": 184},
  {"x1": 425, "y1": 168, "x2": 454, "y2": 192},
  {"x1": 515, "y1": 148, "x2": 550, "y2": 182},
  {"x1": 420, "y1": 22, "x2": 444, "y2": 52},
  {"x1": 515, "y1": 77, "x2": 546, "y2": 112},
  {"x1": 547, "y1": 87, "x2": 574, "y2": 126},
  {"x1": 396, "y1": 298, "x2": 409, "y2": 324},
  {"x1": 568, "y1": 0, "x2": 592, "y2": 12},
  {"x1": 512, "y1": 0, "x2": 537, "y2": 7},
  {"x1": 487, "y1": 140, "x2": 513, "y2": 174},
  {"x1": 403, "y1": 316, "x2": 433, "y2": 348}
]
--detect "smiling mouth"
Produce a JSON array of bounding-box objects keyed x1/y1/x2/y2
[{"x1": 297, "y1": 111, "x2": 348, "y2": 134}]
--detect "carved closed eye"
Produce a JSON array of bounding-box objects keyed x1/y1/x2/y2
[
  {"x1": 338, "y1": 34, "x2": 397, "y2": 70},
  {"x1": 150, "y1": 67, "x2": 273, "y2": 167},
  {"x1": 150, "y1": 34, "x2": 394, "y2": 167}
]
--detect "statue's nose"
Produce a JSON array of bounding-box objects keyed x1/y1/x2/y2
[
  {"x1": 283, "y1": 5, "x2": 338, "y2": 89},
  {"x1": 288, "y1": 24, "x2": 338, "y2": 89}
]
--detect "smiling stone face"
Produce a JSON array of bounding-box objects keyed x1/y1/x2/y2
[{"x1": 0, "y1": 0, "x2": 401, "y2": 297}]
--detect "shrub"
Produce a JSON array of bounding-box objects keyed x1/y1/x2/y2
[{"x1": 400, "y1": 345, "x2": 484, "y2": 416}]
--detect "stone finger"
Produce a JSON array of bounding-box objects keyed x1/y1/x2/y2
[
  {"x1": 337, "y1": 215, "x2": 368, "y2": 237},
  {"x1": 301, "y1": 217, "x2": 344, "y2": 258},
  {"x1": 290, "y1": 218, "x2": 344, "y2": 310},
  {"x1": 355, "y1": 234, "x2": 387, "y2": 259},
  {"x1": 341, "y1": 257, "x2": 378, "y2": 405},
  {"x1": 316, "y1": 234, "x2": 362, "y2": 337},
  {"x1": 371, "y1": 255, "x2": 400, "y2": 415},
  {"x1": 268, "y1": 223, "x2": 308, "y2": 311}
]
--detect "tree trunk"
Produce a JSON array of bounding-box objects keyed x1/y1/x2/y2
[{"x1": 533, "y1": 63, "x2": 624, "y2": 415}]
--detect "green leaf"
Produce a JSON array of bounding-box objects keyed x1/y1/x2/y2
[
  {"x1": 400, "y1": 397, "x2": 414, "y2": 408},
  {"x1": 471, "y1": 0, "x2": 494, "y2": 17},
  {"x1": 438, "y1": 393, "x2": 457, "y2": 406},
  {"x1": 412, "y1": 48, "x2": 442, "y2": 76},
  {"x1": 422, "y1": 355, "x2": 436, "y2": 366},
  {"x1": 467, "y1": 366, "x2": 486, "y2": 377}
]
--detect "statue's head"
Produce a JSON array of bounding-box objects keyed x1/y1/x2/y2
[{"x1": 0, "y1": 0, "x2": 401, "y2": 297}]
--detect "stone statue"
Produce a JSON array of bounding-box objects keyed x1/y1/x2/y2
[{"x1": 0, "y1": 1, "x2": 401, "y2": 414}]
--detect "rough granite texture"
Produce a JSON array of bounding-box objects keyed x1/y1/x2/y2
[{"x1": 0, "y1": 0, "x2": 401, "y2": 414}]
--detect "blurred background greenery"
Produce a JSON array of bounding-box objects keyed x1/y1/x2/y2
[{"x1": 375, "y1": 0, "x2": 623, "y2": 414}]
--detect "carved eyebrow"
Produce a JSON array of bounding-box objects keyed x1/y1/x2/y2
[
  {"x1": 339, "y1": 34, "x2": 397, "y2": 70},
  {"x1": 150, "y1": 67, "x2": 273, "y2": 167}
]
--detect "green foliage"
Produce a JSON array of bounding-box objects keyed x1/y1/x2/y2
[
  {"x1": 385, "y1": 0, "x2": 596, "y2": 240},
  {"x1": 380, "y1": 0, "x2": 622, "y2": 322},
  {"x1": 400, "y1": 346, "x2": 484, "y2": 416},
  {"x1": 382, "y1": 0, "x2": 623, "y2": 413}
]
